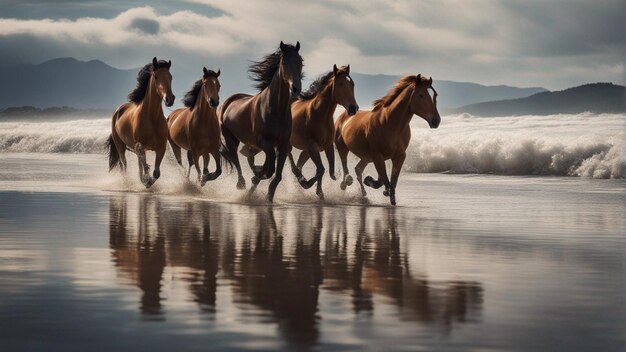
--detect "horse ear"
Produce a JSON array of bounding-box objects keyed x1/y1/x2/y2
[
  {"x1": 296, "y1": 41, "x2": 300, "y2": 51},
  {"x1": 428, "y1": 77, "x2": 433, "y2": 86},
  {"x1": 416, "y1": 74, "x2": 422, "y2": 83},
  {"x1": 203, "y1": 67, "x2": 209, "y2": 76},
  {"x1": 216, "y1": 69, "x2": 221, "y2": 78},
  {"x1": 346, "y1": 64, "x2": 350, "y2": 74},
  {"x1": 280, "y1": 41, "x2": 286, "y2": 51},
  {"x1": 152, "y1": 57, "x2": 158, "y2": 69},
  {"x1": 333, "y1": 64, "x2": 338, "y2": 76},
  {"x1": 167, "y1": 60, "x2": 171, "y2": 68}
]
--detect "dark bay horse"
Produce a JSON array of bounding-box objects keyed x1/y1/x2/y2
[
  {"x1": 219, "y1": 41, "x2": 303, "y2": 202},
  {"x1": 288, "y1": 64, "x2": 358, "y2": 199},
  {"x1": 107, "y1": 57, "x2": 175, "y2": 188},
  {"x1": 167, "y1": 67, "x2": 224, "y2": 186},
  {"x1": 335, "y1": 74, "x2": 440, "y2": 205}
]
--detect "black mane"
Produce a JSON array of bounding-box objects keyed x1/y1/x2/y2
[
  {"x1": 182, "y1": 69, "x2": 219, "y2": 109},
  {"x1": 248, "y1": 44, "x2": 302, "y2": 91},
  {"x1": 299, "y1": 71, "x2": 334, "y2": 101},
  {"x1": 182, "y1": 79, "x2": 203, "y2": 109},
  {"x1": 127, "y1": 60, "x2": 169, "y2": 103}
]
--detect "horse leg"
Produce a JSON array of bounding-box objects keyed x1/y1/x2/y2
[
  {"x1": 192, "y1": 151, "x2": 202, "y2": 184},
  {"x1": 150, "y1": 145, "x2": 166, "y2": 187},
  {"x1": 267, "y1": 144, "x2": 291, "y2": 202},
  {"x1": 367, "y1": 154, "x2": 391, "y2": 198},
  {"x1": 204, "y1": 151, "x2": 222, "y2": 181},
  {"x1": 354, "y1": 159, "x2": 370, "y2": 197},
  {"x1": 135, "y1": 144, "x2": 150, "y2": 187},
  {"x1": 223, "y1": 130, "x2": 245, "y2": 189},
  {"x1": 288, "y1": 152, "x2": 307, "y2": 187},
  {"x1": 324, "y1": 144, "x2": 336, "y2": 180},
  {"x1": 306, "y1": 144, "x2": 326, "y2": 199},
  {"x1": 169, "y1": 137, "x2": 183, "y2": 168},
  {"x1": 388, "y1": 153, "x2": 406, "y2": 206},
  {"x1": 336, "y1": 136, "x2": 353, "y2": 190},
  {"x1": 186, "y1": 150, "x2": 194, "y2": 178},
  {"x1": 242, "y1": 145, "x2": 264, "y2": 176},
  {"x1": 252, "y1": 140, "x2": 276, "y2": 183}
]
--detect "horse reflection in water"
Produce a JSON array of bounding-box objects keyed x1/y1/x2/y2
[{"x1": 108, "y1": 196, "x2": 483, "y2": 346}]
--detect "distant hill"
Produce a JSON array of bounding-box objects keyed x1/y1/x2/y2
[
  {"x1": 0, "y1": 57, "x2": 547, "y2": 110},
  {"x1": 350, "y1": 73, "x2": 546, "y2": 109},
  {"x1": 449, "y1": 83, "x2": 626, "y2": 116},
  {"x1": 0, "y1": 106, "x2": 109, "y2": 121}
]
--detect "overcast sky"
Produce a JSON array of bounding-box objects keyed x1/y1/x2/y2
[{"x1": 0, "y1": 0, "x2": 623, "y2": 90}]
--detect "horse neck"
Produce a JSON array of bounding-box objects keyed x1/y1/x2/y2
[
  {"x1": 309, "y1": 82, "x2": 337, "y2": 123},
  {"x1": 192, "y1": 83, "x2": 216, "y2": 124},
  {"x1": 379, "y1": 88, "x2": 413, "y2": 132},
  {"x1": 266, "y1": 70, "x2": 292, "y2": 116},
  {"x1": 140, "y1": 75, "x2": 164, "y2": 119}
]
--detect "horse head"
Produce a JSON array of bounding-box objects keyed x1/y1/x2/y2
[
  {"x1": 152, "y1": 57, "x2": 175, "y2": 107},
  {"x1": 202, "y1": 67, "x2": 221, "y2": 108},
  {"x1": 410, "y1": 74, "x2": 440, "y2": 129},
  {"x1": 279, "y1": 41, "x2": 303, "y2": 98},
  {"x1": 332, "y1": 64, "x2": 359, "y2": 116}
]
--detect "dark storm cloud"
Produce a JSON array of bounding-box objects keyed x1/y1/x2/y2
[
  {"x1": 0, "y1": 0, "x2": 622, "y2": 89},
  {"x1": 129, "y1": 18, "x2": 160, "y2": 35}
]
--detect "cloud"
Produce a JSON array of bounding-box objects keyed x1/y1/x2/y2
[{"x1": 0, "y1": 0, "x2": 623, "y2": 90}]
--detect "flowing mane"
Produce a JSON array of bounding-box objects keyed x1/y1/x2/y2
[
  {"x1": 299, "y1": 71, "x2": 334, "y2": 101},
  {"x1": 248, "y1": 44, "x2": 303, "y2": 91},
  {"x1": 127, "y1": 60, "x2": 170, "y2": 103},
  {"x1": 371, "y1": 75, "x2": 416, "y2": 111}
]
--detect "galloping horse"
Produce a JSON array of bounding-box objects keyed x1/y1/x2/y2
[
  {"x1": 335, "y1": 74, "x2": 440, "y2": 205},
  {"x1": 288, "y1": 64, "x2": 359, "y2": 199},
  {"x1": 167, "y1": 67, "x2": 224, "y2": 186},
  {"x1": 106, "y1": 57, "x2": 175, "y2": 188},
  {"x1": 219, "y1": 41, "x2": 303, "y2": 202}
]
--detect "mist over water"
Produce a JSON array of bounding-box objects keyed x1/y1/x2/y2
[{"x1": 0, "y1": 113, "x2": 624, "y2": 178}]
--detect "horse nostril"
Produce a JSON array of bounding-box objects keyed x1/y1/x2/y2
[{"x1": 348, "y1": 105, "x2": 358, "y2": 115}]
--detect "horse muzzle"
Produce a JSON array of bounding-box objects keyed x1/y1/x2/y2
[
  {"x1": 165, "y1": 95, "x2": 175, "y2": 107},
  {"x1": 290, "y1": 85, "x2": 300, "y2": 99},
  {"x1": 348, "y1": 104, "x2": 359, "y2": 116},
  {"x1": 429, "y1": 113, "x2": 441, "y2": 129},
  {"x1": 209, "y1": 98, "x2": 219, "y2": 108}
]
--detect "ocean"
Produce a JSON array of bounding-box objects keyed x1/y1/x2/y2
[{"x1": 0, "y1": 112, "x2": 624, "y2": 351}]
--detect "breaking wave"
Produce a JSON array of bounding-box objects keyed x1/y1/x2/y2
[
  {"x1": 0, "y1": 113, "x2": 624, "y2": 179},
  {"x1": 407, "y1": 113, "x2": 625, "y2": 179}
]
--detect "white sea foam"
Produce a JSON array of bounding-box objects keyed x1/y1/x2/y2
[
  {"x1": 0, "y1": 113, "x2": 624, "y2": 178},
  {"x1": 406, "y1": 113, "x2": 625, "y2": 179}
]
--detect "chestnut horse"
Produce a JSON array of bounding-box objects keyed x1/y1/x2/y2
[
  {"x1": 288, "y1": 64, "x2": 359, "y2": 199},
  {"x1": 167, "y1": 67, "x2": 224, "y2": 186},
  {"x1": 335, "y1": 74, "x2": 440, "y2": 205},
  {"x1": 106, "y1": 57, "x2": 175, "y2": 187},
  {"x1": 219, "y1": 41, "x2": 303, "y2": 202}
]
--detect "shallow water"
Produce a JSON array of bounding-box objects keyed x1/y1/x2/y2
[{"x1": 0, "y1": 154, "x2": 624, "y2": 351}]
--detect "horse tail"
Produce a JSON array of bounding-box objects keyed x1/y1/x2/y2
[
  {"x1": 106, "y1": 134, "x2": 121, "y2": 171},
  {"x1": 219, "y1": 124, "x2": 237, "y2": 171},
  {"x1": 106, "y1": 105, "x2": 126, "y2": 171}
]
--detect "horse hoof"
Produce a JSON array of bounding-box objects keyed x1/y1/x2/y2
[
  {"x1": 390, "y1": 196, "x2": 396, "y2": 206},
  {"x1": 329, "y1": 173, "x2": 337, "y2": 181},
  {"x1": 251, "y1": 176, "x2": 261, "y2": 185},
  {"x1": 340, "y1": 181, "x2": 347, "y2": 190},
  {"x1": 383, "y1": 189, "x2": 389, "y2": 197},
  {"x1": 317, "y1": 191, "x2": 325, "y2": 201},
  {"x1": 364, "y1": 176, "x2": 375, "y2": 187},
  {"x1": 345, "y1": 175, "x2": 353, "y2": 186},
  {"x1": 236, "y1": 178, "x2": 246, "y2": 190}
]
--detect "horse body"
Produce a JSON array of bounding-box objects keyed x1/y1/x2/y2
[
  {"x1": 220, "y1": 41, "x2": 303, "y2": 201},
  {"x1": 107, "y1": 58, "x2": 175, "y2": 187},
  {"x1": 288, "y1": 64, "x2": 358, "y2": 199},
  {"x1": 167, "y1": 68, "x2": 223, "y2": 185},
  {"x1": 335, "y1": 74, "x2": 440, "y2": 205}
]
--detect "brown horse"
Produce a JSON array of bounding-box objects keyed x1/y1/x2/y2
[
  {"x1": 219, "y1": 41, "x2": 303, "y2": 202},
  {"x1": 167, "y1": 67, "x2": 224, "y2": 186},
  {"x1": 335, "y1": 74, "x2": 440, "y2": 205},
  {"x1": 106, "y1": 57, "x2": 175, "y2": 187},
  {"x1": 288, "y1": 64, "x2": 358, "y2": 199}
]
